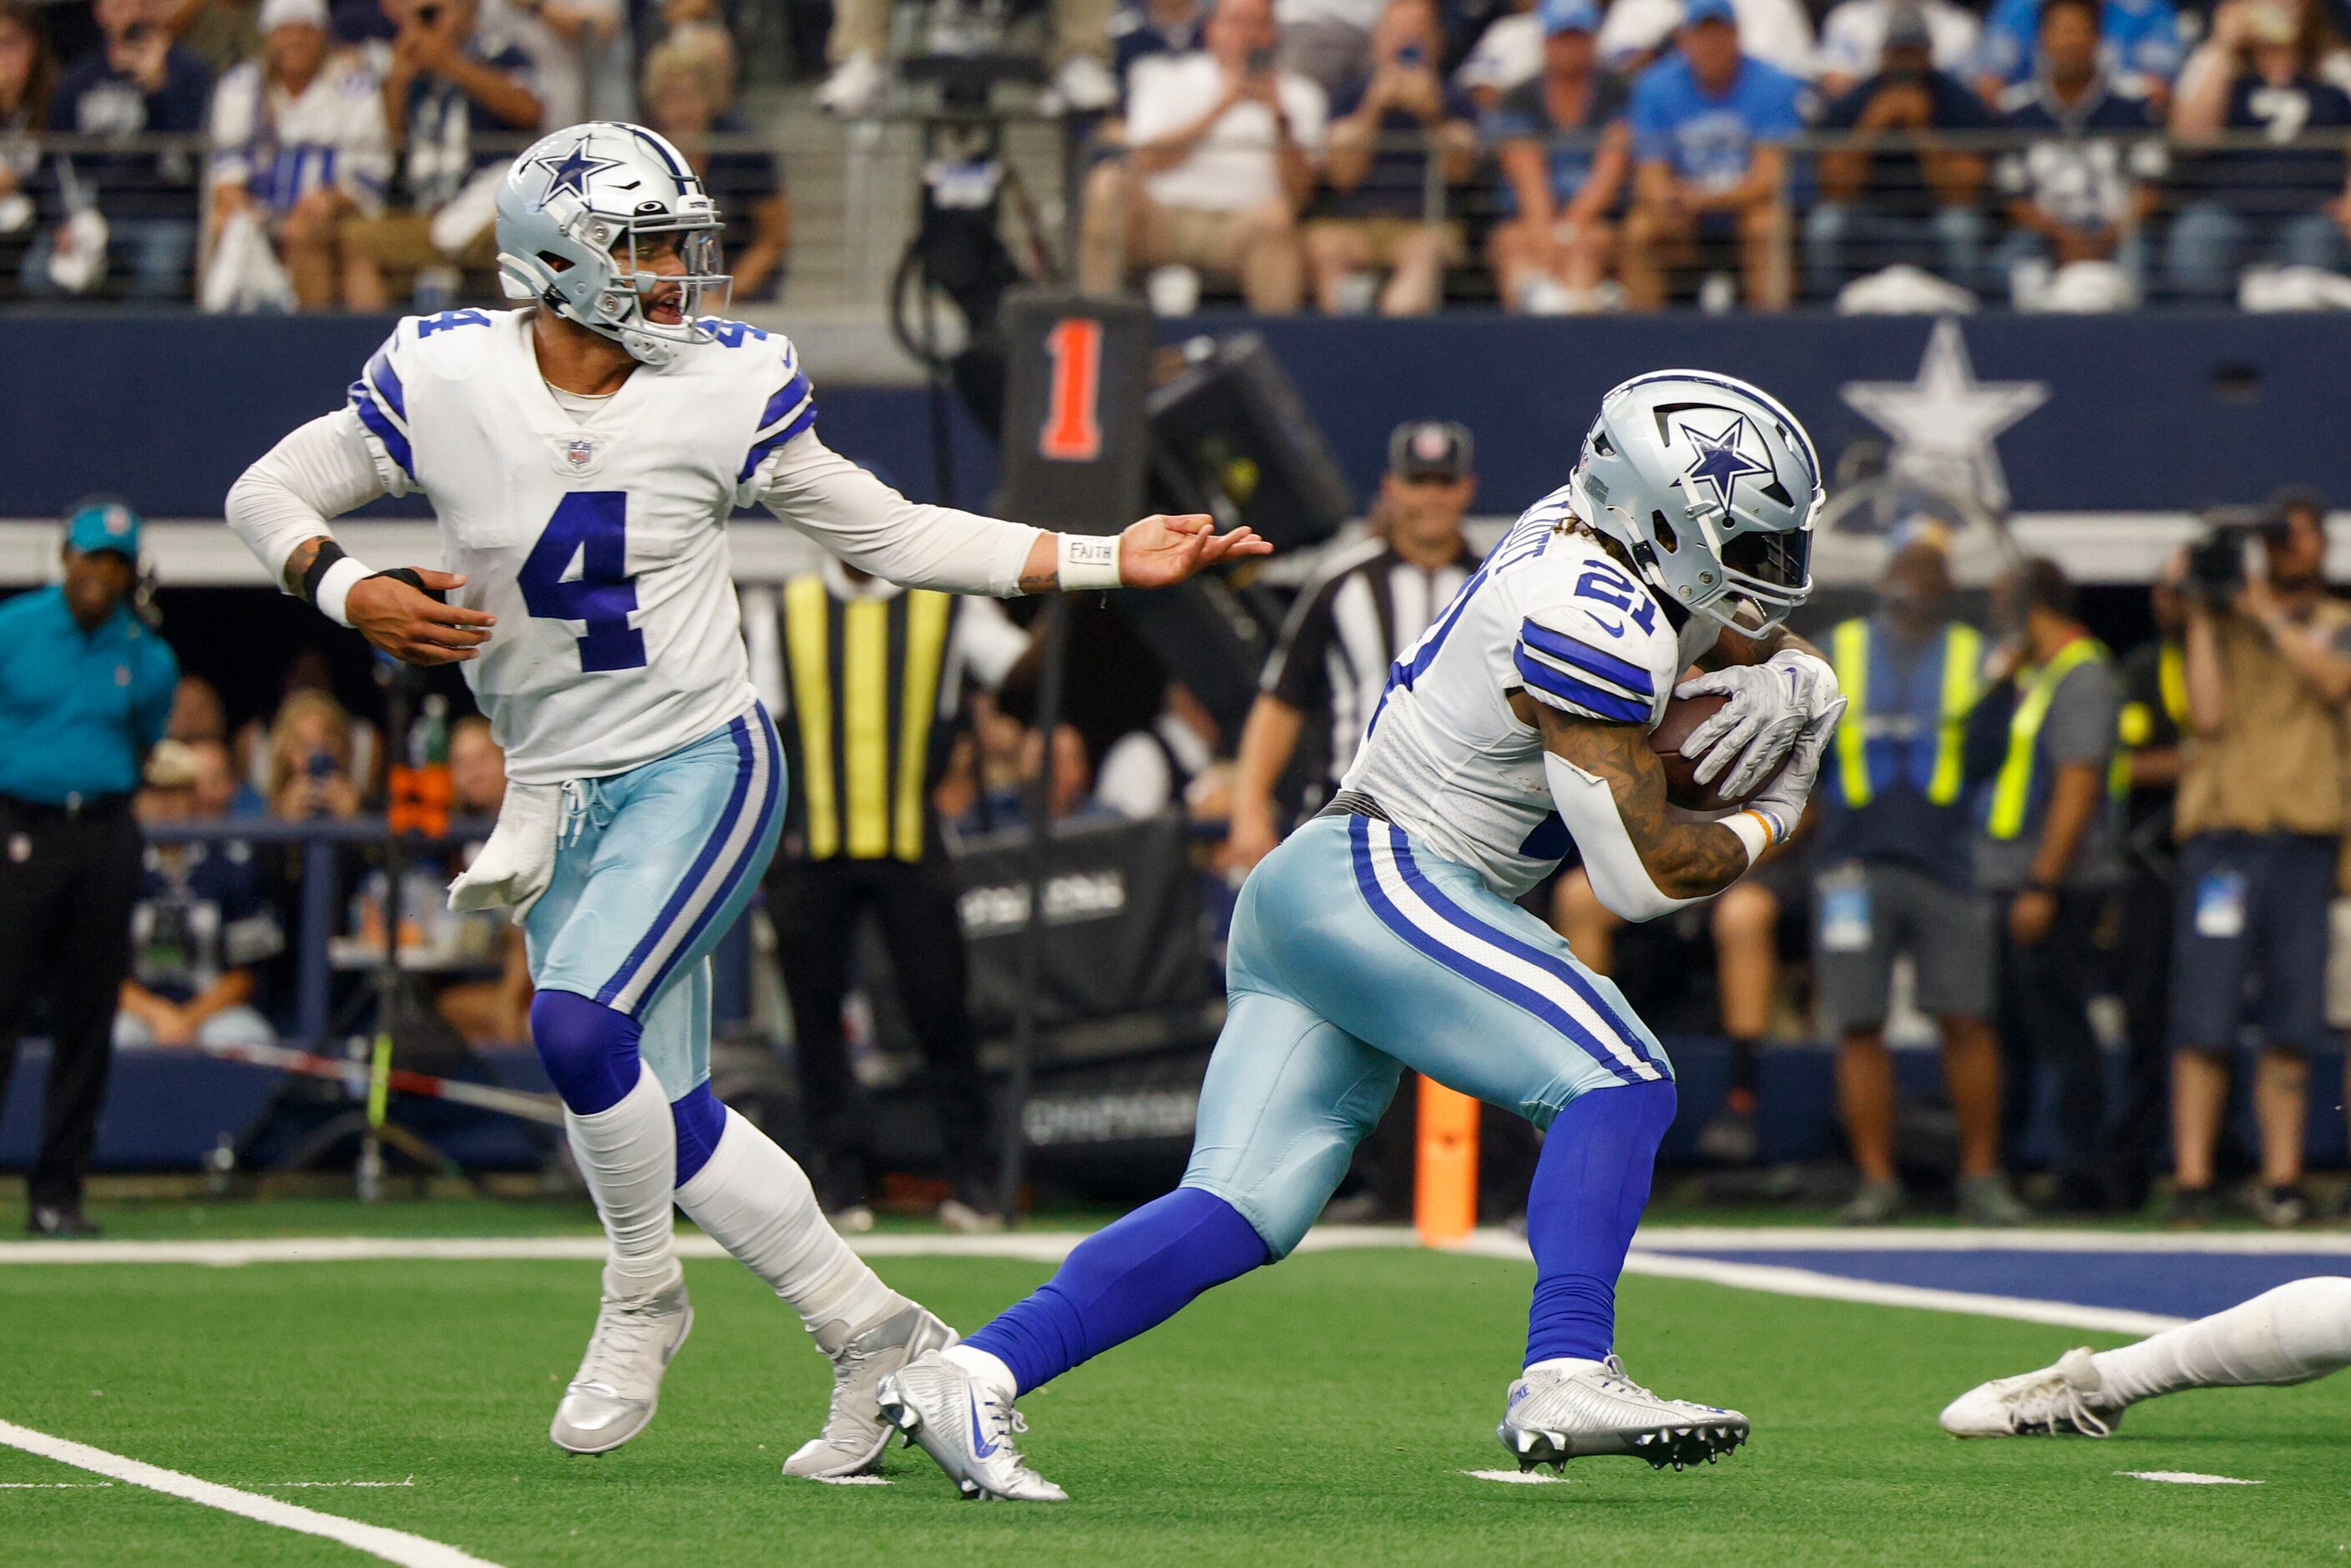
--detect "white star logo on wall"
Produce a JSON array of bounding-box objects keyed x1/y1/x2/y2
[{"x1": 1840, "y1": 319, "x2": 2048, "y2": 514}]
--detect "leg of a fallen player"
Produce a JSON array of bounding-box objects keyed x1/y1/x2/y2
[
  {"x1": 532, "y1": 989, "x2": 681, "y2": 1295},
  {"x1": 1523, "y1": 1076, "x2": 1677, "y2": 1368},
  {"x1": 2092, "y1": 1277, "x2": 2351, "y2": 1405}
]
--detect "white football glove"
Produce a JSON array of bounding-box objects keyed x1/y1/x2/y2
[
  {"x1": 1676, "y1": 650, "x2": 1843, "y2": 801},
  {"x1": 1746, "y1": 691, "x2": 1846, "y2": 842}
]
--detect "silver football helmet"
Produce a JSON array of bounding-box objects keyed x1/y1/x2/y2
[
  {"x1": 1569, "y1": 371, "x2": 1823, "y2": 632},
  {"x1": 494, "y1": 122, "x2": 731, "y2": 367}
]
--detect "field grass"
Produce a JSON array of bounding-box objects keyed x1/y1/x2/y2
[{"x1": 2, "y1": 1233, "x2": 2347, "y2": 1566}]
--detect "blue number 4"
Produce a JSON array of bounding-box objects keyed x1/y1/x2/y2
[
  {"x1": 520, "y1": 492, "x2": 646, "y2": 672},
  {"x1": 1573, "y1": 566, "x2": 1658, "y2": 635}
]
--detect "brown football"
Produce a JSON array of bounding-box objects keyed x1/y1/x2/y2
[{"x1": 1649, "y1": 692, "x2": 1753, "y2": 813}]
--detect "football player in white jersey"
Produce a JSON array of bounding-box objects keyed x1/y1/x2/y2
[
  {"x1": 878, "y1": 372, "x2": 1848, "y2": 1500},
  {"x1": 221, "y1": 121, "x2": 1267, "y2": 1476}
]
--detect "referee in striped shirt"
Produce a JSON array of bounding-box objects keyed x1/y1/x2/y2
[
  {"x1": 1227, "y1": 420, "x2": 1481, "y2": 871},
  {"x1": 765, "y1": 559, "x2": 1029, "y2": 1233}
]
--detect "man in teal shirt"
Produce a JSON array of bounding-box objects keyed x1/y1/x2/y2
[{"x1": 0, "y1": 501, "x2": 178, "y2": 1237}]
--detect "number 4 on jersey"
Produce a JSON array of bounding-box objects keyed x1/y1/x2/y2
[{"x1": 519, "y1": 492, "x2": 647, "y2": 671}]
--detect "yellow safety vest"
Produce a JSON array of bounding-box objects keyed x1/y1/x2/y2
[
  {"x1": 1986, "y1": 635, "x2": 2110, "y2": 842},
  {"x1": 1829, "y1": 617, "x2": 1983, "y2": 809},
  {"x1": 2112, "y1": 641, "x2": 2184, "y2": 794},
  {"x1": 781, "y1": 576, "x2": 955, "y2": 862}
]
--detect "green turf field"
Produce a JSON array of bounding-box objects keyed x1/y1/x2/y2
[{"x1": 2, "y1": 1230, "x2": 2345, "y2": 1567}]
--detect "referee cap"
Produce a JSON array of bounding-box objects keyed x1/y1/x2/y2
[{"x1": 1388, "y1": 421, "x2": 1474, "y2": 482}]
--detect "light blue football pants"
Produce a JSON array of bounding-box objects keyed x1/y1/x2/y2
[
  {"x1": 523, "y1": 706, "x2": 786, "y2": 1102},
  {"x1": 1183, "y1": 812, "x2": 1672, "y2": 1257}
]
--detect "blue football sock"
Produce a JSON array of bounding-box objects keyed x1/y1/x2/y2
[
  {"x1": 963, "y1": 1186, "x2": 1271, "y2": 1394},
  {"x1": 1524, "y1": 1077, "x2": 1676, "y2": 1367}
]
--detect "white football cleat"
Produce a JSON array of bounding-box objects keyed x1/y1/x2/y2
[
  {"x1": 550, "y1": 1272, "x2": 693, "y2": 1454},
  {"x1": 1497, "y1": 1355, "x2": 1749, "y2": 1473},
  {"x1": 877, "y1": 1350, "x2": 1067, "y2": 1501},
  {"x1": 783, "y1": 1300, "x2": 958, "y2": 1480},
  {"x1": 1939, "y1": 1347, "x2": 2121, "y2": 1438}
]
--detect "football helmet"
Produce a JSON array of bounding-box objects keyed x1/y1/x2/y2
[
  {"x1": 494, "y1": 121, "x2": 731, "y2": 367},
  {"x1": 1570, "y1": 371, "x2": 1823, "y2": 632}
]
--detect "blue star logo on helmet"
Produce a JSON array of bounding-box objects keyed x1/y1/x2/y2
[
  {"x1": 533, "y1": 141, "x2": 623, "y2": 202},
  {"x1": 1675, "y1": 413, "x2": 1772, "y2": 512}
]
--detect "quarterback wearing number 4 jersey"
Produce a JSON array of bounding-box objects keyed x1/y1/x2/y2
[
  {"x1": 224, "y1": 120, "x2": 1265, "y2": 1477},
  {"x1": 881, "y1": 374, "x2": 1850, "y2": 1500}
]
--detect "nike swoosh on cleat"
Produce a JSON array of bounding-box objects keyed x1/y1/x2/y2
[{"x1": 968, "y1": 1393, "x2": 999, "y2": 1459}]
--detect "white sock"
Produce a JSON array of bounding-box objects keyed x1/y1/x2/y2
[
  {"x1": 2094, "y1": 1277, "x2": 2351, "y2": 1405},
  {"x1": 1524, "y1": 1357, "x2": 1609, "y2": 1378},
  {"x1": 674, "y1": 1106, "x2": 899, "y2": 1348},
  {"x1": 943, "y1": 1344, "x2": 1017, "y2": 1403},
  {"x1": 564, "y1": 1062, "x2": 680, "y2": 1297}
]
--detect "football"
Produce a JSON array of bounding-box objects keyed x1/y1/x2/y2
[{"x1": 1650, "y1": 692, "x2": 1752, "y2": 813}]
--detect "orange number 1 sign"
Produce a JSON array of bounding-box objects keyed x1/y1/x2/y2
[{"x1": 1039, "y1": 316, "x2": 1104, "y2": 462}]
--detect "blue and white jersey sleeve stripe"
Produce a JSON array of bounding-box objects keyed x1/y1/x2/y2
[
  {"x1": 1513, "y1": 615, "x2": 1658, "y2": 726},
  {"x1": 736, "y1": 342, "x2": 819, "y2": 483},
  {"x1": 345, "y1": 331, "x2": 416, "y2": 493}
]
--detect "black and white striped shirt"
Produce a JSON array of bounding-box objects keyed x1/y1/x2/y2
[{"x1": 1261, "y1": 538, "x2": 1482, "y2": 802}]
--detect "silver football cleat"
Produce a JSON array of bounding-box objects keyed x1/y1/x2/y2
[
  {"x1": 1939, "y1": 1347, "x2": 2121, "y2": 1438},
  {"x1": 1497, "y1": 1354, "x2": 1750, "y2": 1473},
  {"x1": 877, "y1": 1350, "x2": 1067, "y2": 1501},
  {"x1": 782, "y1": 1300, "x2": 958, "y2": 1479},
  {"x1": 550, "y1": 1272, "x2": 693, "y2": 1455}
]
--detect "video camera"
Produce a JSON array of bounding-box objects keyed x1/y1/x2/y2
[{"x1": 2187, "y1": 504, "x2": 2292, "y2": 602}]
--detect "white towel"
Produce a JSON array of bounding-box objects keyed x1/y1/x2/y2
[{"x1": 447, "y1": 780, "x2": 563, "y2": 925}]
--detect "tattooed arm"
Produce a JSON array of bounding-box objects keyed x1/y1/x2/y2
[
  {"x1": 1695, "y1": 620, "x2": 1826, "y2": 671},
  {"x1": 1512, "y1": 691, "x2": 1755, "y2": 919}
]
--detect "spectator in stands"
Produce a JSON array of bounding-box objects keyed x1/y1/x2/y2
[
  {"x1": 1817, "y1": 540, "x2": 2025, "y2": 1227},
  {"x1": 1454, "y1": 0, "x2": 1542, "y2": 111},
  {"x1": 117, "y1": 739, "x2": 282, "y2": 1050},
  {"x1": 23, "y1": 0, "x2": 212, "y2": 300},
  {"x1": 1620, "y1": 0, "x2": 1804, "y2": 310},
  {"x1": 165, "y1": 0, "x2": 262, "y2": 74},
  {"x1": 1807, "y1": 1, "x2": 1990, "y2": 299},
  {"x1": 1272, "y1": 0, "x2": 1382, "y2": 95},
  {"x1": 265, "y1": 686, "x2": 362, "y2": 820},
  {"x1": 1485, "y1": 0, "x2": 1633, "y2": 314},
  {"x1": 1098, "y1": 682, "x2": 1226, "y2": 819},
  {"x1": 1599, "y1": 0, "x2": 1816, "y2": 83},
  {"x1": 1079, "y1": 0, "x2": 1326, "y2": 311},
  {"x1": 166, "y1": 673, "x2": 226, "y2": 744},
  {"x1": 339, "y1": 0, "x2": 541, "y2": 310},
  {"x1": 1816, "y1": 0, "x2": 1979, "y2": 96},
  {"x1": 2107, "y1": 559, "x2": 2186, "y2": 1212},
  {"x1": 205, "y1": 0, "x2": 388, "y2": 310},
  {"x1": 186, "y1": 735, "x2": 255, "y2": 817},
  {"x1": 1968, "y1": 559, "x2": 2121, "y2": 1214},
  {"x1": 2172, "y1": 492, "x2": 2351, "y2": 1228},
  {"x1": 486, "y1": 0, "x2": 618, "y2": 132},
  {"x1": 1113, "y1": 0, "x2": 1207, "y2": 99},
  {"x1": 1975, "y1": 0, "x2": 2186, "y2": 103},
  {"x1": 1991, "y1": 0, "x2": 2166, "y2": 303},
  {"x1": 817, "y1": 0, "x2": 1116, "y2": 116},
  {"x1": 1305, "y1": 0, "x2": 1477, "y2": 314},
  {"x1": 0, "y1": 1, "x2": 50, "y2": 299},
  {"x1": 2166, "y1": 0, "x2": 2351, "y2": 301},
  {"x1": 1229, "y1": 421, "x2": 1479, "y2": 866},
  {"x1": 640, "y1": 38, "x2": 787, "y2": 300}
]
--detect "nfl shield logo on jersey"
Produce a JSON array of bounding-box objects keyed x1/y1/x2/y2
[{"x1": 554, "y1": 434, "x2": 604, "y2": 478}]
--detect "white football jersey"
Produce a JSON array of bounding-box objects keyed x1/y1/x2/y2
[
  {"x1": 347, "y1": 307, "x2": 816, "y2": 785},
  {"x1": 1342, "y1": 488, "x2": 1721, "y2": 899}
]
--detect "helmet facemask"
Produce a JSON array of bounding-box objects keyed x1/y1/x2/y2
[{"x1": 565, "y1": 211, "x2": 731, "y2": 366}]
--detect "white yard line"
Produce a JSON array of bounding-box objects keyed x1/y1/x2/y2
[
  {"x1": 1627, "y1": 1227, "x2": 2351, "y2": 1256},
  {"x1": 0, "y1": 1419, "x2": 500, "y2": 1567}
]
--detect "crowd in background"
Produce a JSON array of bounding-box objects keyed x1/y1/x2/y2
[{"x1": 0, "y1": 0, "x2": 785, "y2": 305}]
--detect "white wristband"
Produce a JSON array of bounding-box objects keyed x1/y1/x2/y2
[
  {"x1": 1723, "y1": 807, "x2": 1787, "y2": 867},
  {"x1": 313, "y1": 556, "x2": 374, "y2": 628},
  {"x1": 1055, "y1": 532, "x2": 1122, "y2": 592}
]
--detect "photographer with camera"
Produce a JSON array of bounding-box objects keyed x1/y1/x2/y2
[{"x1": 2172, "y1": 488, "x2": 2351, "y2": 1227}]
